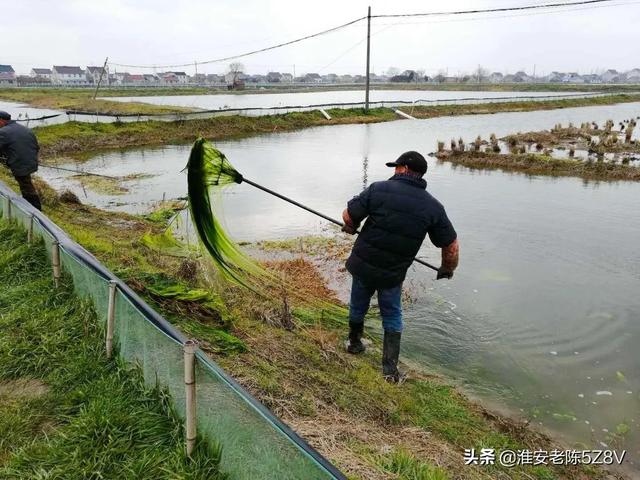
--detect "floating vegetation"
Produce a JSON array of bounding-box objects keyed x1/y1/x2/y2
[
  {"x1": 70, "y1": 172, "x2": 154, "y2": 196},
  {"x1": 71, "y1": 174, "x2": 129, "y2": 195},
  {"x1": 142, "y1": 229, "x2": 192, "y2": 257}
]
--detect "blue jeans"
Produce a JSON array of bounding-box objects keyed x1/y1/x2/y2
[{"x1": 349, "y1": 276, "x2": 403, "y2": 332}]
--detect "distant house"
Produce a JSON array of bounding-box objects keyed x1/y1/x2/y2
[
  {"x1": 280, "y1": 73, "x2": 293, "y2": 83},
  {"x1": 124, "y1": 74, "x2": 146, "y2": 85},
  {"x1": 600, "y1": 69, "x2": 619, "y2": 83},
  {"x1": 206, "y1": 74, "x2": 225, "y2": 84},
  {"x1": 52, "y1": 66, "x2": 85, "y2": 85},
  {"x1": 30, "y1": 68, "x2": 52, "y2": 80},
  {"x1": 161, "y1": 72, "x2": 179, "y2": 85},
  {"x1": 86, "y1": 66, "x2": 108, "y2": 84},
  {"x1": 488, "y1": 72, "x2": 504, "y2": 83},
  {"x1": 338, "y1": 74, "x2": 353, "y2": 83},
  {"x1": 582, "y1": 74, "x2": 601, "y2": 84},
  {"x1": 321, "y1": 73, "x2": 337, "y2": 84},
  {"x1": 266, "y1": 72, "x2": 282, "y2": 83},
  {"x1": 0, "y1": 65, "x2": 17, "y2": 86},
  {"x1": 545, "y1": 71, "x2": 564, "y2": 83},
  {"x1": 248, "y1": 74, "x2": 266, "y2": 84},
  {"x1": 160, "y1": 72, "x2": 189, "y2": 85},
  {"x1": 302, "y1": 73, "x2": 322, "y2": 83},
  {"x1": 625, "y1": 68, "x2": 640, "y2": 83},
  {"x1": 192, "y1": 73, "x2": 207, "y2": 84},
  {"x1": 563, "y1": 72, "x2": 584, "y2": 84},
  {"x1": 513, "y1": 71, "x2": 531, "y2": 83},
  {"x1": 143, "y1": 74, "x2": 159, "y2": 84}
]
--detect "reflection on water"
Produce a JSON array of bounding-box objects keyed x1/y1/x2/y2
[
  {"x1": 0, "y1": 100, "x2": 65, "y2": 126},
  {"x1": 41, "y1": 101, "x2": 640, "y2": 469},
  {"x1": 106, "y1": 89, "x2": 587, "y2": 111}
]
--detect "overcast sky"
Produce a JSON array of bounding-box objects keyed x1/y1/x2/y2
[{"x1": 4, "y1": 0, "x2": 640, "y2": 76}]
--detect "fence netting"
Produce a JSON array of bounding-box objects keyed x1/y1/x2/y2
[
  {"x1": 14, "y1": 91, "x2": 628, "y2": 126},
  {"x1": 0, "y1": 183, "x2": 343, "y2": 480}
]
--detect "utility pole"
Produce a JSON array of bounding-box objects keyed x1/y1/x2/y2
[
  {"x1": 365, "y1": 6, "x2": 371, "y2": 113},
  {"x1": 93, "y1": 56, "x2": 109, "y2": 99}
]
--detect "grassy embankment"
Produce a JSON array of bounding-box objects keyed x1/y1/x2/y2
[
  {"x1": 26, "y1": 93, "x2": 640, "y2": 161},
  {"x1": 0, "y1": 88, "x2": 194, "y2": 115},
  {"x1": 9, "y1": 83, "x2": 640, "y2": 99},
  {"x1": 0, "y1": 221, "x2": 223, "y2": 479},
  {"x1": 0, "y1": 179, "x2": 618, "y2": 478},
  {"x1": 401, "y1": 93, "x2": 640, "y2": 119},
  {"x1": 435, "y1": 121, "x2": 640, "y2": 181},
  {"x1": 436, "y1": 151, "x2": 640, "y2": 181}
]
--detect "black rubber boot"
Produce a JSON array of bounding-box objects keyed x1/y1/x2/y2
[
  {"x1": 346, "y1": 322, "x2": 365, "y2": 354},
  {"x1": 382, "y1": 331, "x2": 404, "y2": 383}
]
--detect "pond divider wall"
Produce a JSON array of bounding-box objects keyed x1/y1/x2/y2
[
  {"x1": 17, "y1": 91, "x2": 627, "y2": 126},
  {"x1": 0, "y1": 180, "x2": 346, "y2": 480}
]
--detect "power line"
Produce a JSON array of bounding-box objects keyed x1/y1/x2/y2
[
  {"x1": 109, "y1": 16, "x2": 366, "y2": 69},
  {"x1": 371, "y1": 1, "x2": 637, "y2": 29},
  {"x1": 109, "y1": 0, "x2": 630, "y2": 70},
  {"x1": 371, "y1": 0, "x2": 624, "y2": 18}
]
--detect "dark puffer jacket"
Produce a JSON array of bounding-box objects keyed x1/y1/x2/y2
[
  {"x1": 345, "y1": 174, "x2": 457, "y2": 288},
  {"x1": 0, "y1": 121, "x2": 39, "y2": 177}
]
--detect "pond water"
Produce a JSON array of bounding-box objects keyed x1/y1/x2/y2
[
  {"x1": 0, "y1": 100, "x2": 65, "y2": 126},
  {"x1": 106, "y1": 89, "x2": 591, "y2": 111},
  {"x1": 40, "y1": 101, "x2": 640, "y2": 470}
]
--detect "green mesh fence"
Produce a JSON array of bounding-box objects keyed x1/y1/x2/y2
[{"x1": 0, "y1": 187, "x2": 344, "y2": 480}]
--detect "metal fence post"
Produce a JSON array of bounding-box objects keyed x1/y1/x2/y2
[
  {"x1": 27, "y1": 214, "x2": 34, "y2": 244},
  {"x1": 106, "y1": 280, "x2": 117, "y2": 358},
  {"x1": 52, "y1": 240, "x2": 61, "y2": 287},
  {"x1": 184, "y1": 340, "x2": 198, "y2": 457}
]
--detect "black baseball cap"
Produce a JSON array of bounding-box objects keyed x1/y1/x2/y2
[
  {"x1": 0, "y1": 111, "x2": 10, "y2": 121},
  {"x1": 386, "y1": 151, "x2": 428, "y2": 175}
]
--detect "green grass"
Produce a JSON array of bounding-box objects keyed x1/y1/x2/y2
[
  {"x1": 379, "y1": 449, "x2": 449, "y2": 480},
  {"x1": 0, "y1": 220, "x2": 224, "y2": 479},
  {"x1": 0, "y1": 88, "x2": 194, "y2": 115}
]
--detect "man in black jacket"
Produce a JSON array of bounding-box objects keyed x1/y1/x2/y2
[
  {"x1": 0, "y1": 111, "x2": 42, "y2": 210},
  {"x1": 342, "y1": 151, "x2": 459, "y2": 382}
]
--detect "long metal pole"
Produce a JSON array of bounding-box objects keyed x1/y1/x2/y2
[
  {"x1": 364, "y1": 6, "x2": 371, "y2": 113},
  {"x1": 240, "y1": 177, "x2": 439, "y2": 272}
]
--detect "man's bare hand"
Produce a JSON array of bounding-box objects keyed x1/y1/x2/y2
[
  {"x1": 342, "y1": 208, "x2": 358, "y2": 235},
  {"x1": 436, "y1": 268, "x2": 454, "y2": 280},
  {"x1": 341, "y1": 224, "x2": 356, "y2": 235},
  {"x1": 439, "y1": 239, "x2": 459, "y2": 279}
]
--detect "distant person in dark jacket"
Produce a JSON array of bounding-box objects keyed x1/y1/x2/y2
[
  {"x1": 0, "y1": 111, "x2": 41, "y2": 210},
  {"x1": 342, "y1": 151, "x2": 459, "y2": 382}
]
